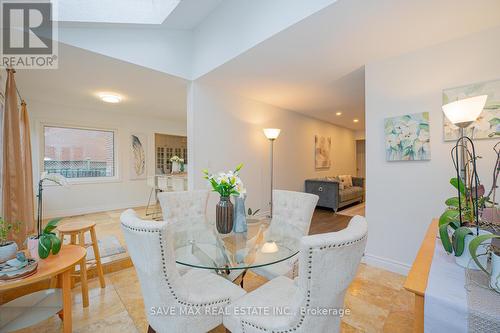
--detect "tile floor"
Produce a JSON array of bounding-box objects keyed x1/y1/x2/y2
[
  {"x1": 22, "y1": 203, "x2": 414, "y2": 332},
  {"x1": 14, "y1": 263, "x2": 414, "y2": 333}
]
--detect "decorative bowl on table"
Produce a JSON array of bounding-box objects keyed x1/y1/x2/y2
[{"x1": 0, "y1": 258, "x2": 38, "y2": 281}]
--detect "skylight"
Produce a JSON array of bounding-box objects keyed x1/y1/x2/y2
[{"x1": 55, "y1": 0, "x2": 181, "y2": 25}]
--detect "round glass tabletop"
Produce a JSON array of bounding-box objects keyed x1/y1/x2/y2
[{"x1": 172, "y1": 217, "x2": 300, "y2": 271}]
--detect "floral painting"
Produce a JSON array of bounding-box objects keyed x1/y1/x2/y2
[
  {"x1": 443, "y1": 79, "x2": 500, "y2": 141},
  {"x1": 385, "y1": 112, "x2": 430, "y2": 161},
  {"x1": 315, "y1": 135, "x2": 331, "y2": 169}
]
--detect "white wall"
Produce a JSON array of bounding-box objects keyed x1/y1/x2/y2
[
  {"x1": 188, "y1": 82, "x2": 356, "y2": 214},
  {"x1": 365, "y1": 26, "x2": 500, "y2": 274},
  {"x1": 29, "y1": 99, "x2": 186, "y2": 217},
  {"x1": 191, "y1": 0, "x2": 337, "y2": 78},
  {"x1": 354, "y1": 130, "x2": 365, "y2": 140},
  {"x1": 57, "y1": 27, "x2": 193, "y2": 79}
]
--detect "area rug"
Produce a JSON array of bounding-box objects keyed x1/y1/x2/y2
[
  {"x1": 337, "y1": 202, "x2": 365, "y2": 217},
  {"x1": 84, "y1": 235, "x2": 126, "y2": 261}
]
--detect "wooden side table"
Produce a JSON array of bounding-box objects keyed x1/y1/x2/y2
[
  {"x1": 0, "y1": 245, "x2": 86, "y2": 333},
  {"x1": 404, "y1": 219, "x2": 438, "y2": 333}
]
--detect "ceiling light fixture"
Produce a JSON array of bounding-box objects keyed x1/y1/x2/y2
[
  {"x1": 98, "y1": 93, "x2": 122, "y2": 104},
  {"x1": 353, "y1": 119, "x2": 359, "y2": 123},
  {"x1": 336, "y1": 112, "x2": 342, "y2": 116}
]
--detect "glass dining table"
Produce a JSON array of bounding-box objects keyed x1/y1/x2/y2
[{"x1": 172, "y1": 216, "x2": 300, "y2": 283}]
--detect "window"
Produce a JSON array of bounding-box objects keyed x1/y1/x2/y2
[{"x1": 43, "y1": 126, "x2": 115, "y2": 180}]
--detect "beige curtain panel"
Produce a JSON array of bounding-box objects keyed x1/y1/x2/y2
[{"x1": 2, "y1": 69, "x2": 35, "y2": 247}]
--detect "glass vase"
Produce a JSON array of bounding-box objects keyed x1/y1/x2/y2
[{"x1": 233, "y1": 194, "x2": 247, "y2": 233}]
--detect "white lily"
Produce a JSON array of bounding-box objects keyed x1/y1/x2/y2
[{"x1": 41, "y1": 172, "x2": 69, "y2": 187}]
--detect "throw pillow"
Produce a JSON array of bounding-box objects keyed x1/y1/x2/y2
[{"x1": 339, "y1": 175, "x2": 353, "y2": 188}]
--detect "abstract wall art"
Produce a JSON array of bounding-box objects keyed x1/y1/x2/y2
[
  {"x1": 130, "y1": 133, "x2": 147, "y2": 180},
  {"x1": 315, "y1": 135, "x2": 331, "y2": 169}
]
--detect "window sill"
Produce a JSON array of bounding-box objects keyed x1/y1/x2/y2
[{"x1": 43, "y1": 177, "x2": 123, "y2": 186}]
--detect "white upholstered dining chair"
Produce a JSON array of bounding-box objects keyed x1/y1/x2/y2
[
  {"x1": 120, "y1": 209, "x2": 246, "y2": 333},
  {"x1": 224, "y1": 215, "x2": 367, "y2": 333},
  {"x1": 157, "y1": 190, "x2": 209, "y2": 223},
  {"x1": 250, "y1": 190, "x2": 319, "y2": 280}
]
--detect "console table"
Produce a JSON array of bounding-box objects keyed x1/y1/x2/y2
[{"x1": 404, "y1": 219, "x2": 438, "y2": 333}]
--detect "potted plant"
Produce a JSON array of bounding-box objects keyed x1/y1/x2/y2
[
  {"x1": 0, "y1": 218, "x2": 20, "y2": 263},
  {"x1": 170, "y1": 156, "x2": 184, "y2": 173},
  {"x1": 203, "y1": 163, "x2": 244, "y2": 234},
  {"x1": 37, "y1": 218, "x2": 63, "y2": 259},
  {"x1": 28, "y1": 172, "x2": 68, "y2": 259},
  {"x1": 469, "y1": 234, "x2": 500, "y2": 292},
  {"x1": 439, "y1": 177, "x2": 494, "y2": 269}
]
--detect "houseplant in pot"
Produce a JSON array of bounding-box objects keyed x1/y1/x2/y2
[
  {"x1": 470, "y1": 233, "x2": 500, "y2": 292},
  {"x1": 170, "y1": 156, "x2": 184, "y2": 173},
  {"x1": 0, "y1": 218, "x2": 20, "y2": 263},
  {"x1": 439, "y1": 177, "x2": 492, "y2": 269},
  {"x1": 439, "y1": 138, "x2": 500, "y2": 269},
  {"x1": 38, "y1": 218, "x2": 63, "y2": 259},
  {"x1": 28, "y1": 172, "x2": 68, "y2": 259},
  {"x1": 203, "y1": 163, "x2": 244, "y2": 234}
]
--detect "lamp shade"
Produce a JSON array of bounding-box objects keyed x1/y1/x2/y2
[
  {"x1": 442, "y1": 95, "x2": 488, "y2": 127},
  {"x1": 263, "y1": 128, "x2": 281, "y2": 140}
]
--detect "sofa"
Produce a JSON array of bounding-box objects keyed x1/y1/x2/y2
[{"x1": 305, "y1": 176, "x2": 364, "y2": 212}]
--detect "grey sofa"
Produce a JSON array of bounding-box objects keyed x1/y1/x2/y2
[{"x1": 305, "y1": 177, "x2": 364, "y2": 212}]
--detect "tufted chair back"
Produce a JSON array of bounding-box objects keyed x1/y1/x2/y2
[
  {"x1": 158, "y1": 190, "x2": 208, "y2": 224},
  {"x1": 267, "y1": 190, "x2": 319, "y2": 241},
  {"x1": 293, "y1": 215, "x2": 368, "y2": 332},
  {"x1": 120, "y1": 209, "x2": 188, "y2": 330}
]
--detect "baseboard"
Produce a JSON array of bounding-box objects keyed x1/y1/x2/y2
[
  {"x1": 43, "y1": 201, "x2": 149, "y2": 219},
  {"x1": 362, "y1": 253, "x2": 410, "y2": 276}
]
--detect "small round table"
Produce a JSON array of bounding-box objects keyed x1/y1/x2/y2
[
  {"x1": 173, "y1": 217, "x2": 300, "y2": 284},
  {"x1": 0, "y1": 245, "x2": 86, "y2": 333}
]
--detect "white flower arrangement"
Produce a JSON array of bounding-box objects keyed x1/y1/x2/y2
[
  {"x1": 203, "y1": 163, "x2": 246, "y2": 197},
  {"x1": 40, "y1": 172, "x2": 69, "y2": 187},
  {"x1": 170, "y1": 156, "x2": 184, "y2": 164}
]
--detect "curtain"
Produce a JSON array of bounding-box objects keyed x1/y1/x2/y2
[{"x1": 2, "y1": 69, "x2": 35, "y2": 247}]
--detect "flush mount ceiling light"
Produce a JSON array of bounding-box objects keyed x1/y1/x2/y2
[
  {"x1": 336, "y1": 112, "x2": 342, "y2": 116},
  {"x1": 353, "y1": 119, "x2": 359, "y2": 123},
  {"x1": 98, "y1": 93, "x2": 122, "y2": 104}
]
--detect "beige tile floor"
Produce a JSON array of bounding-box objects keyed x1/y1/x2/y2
[
  {"x1": 13, "y1": 263, "x2": 414, "y2": 333},
  {"x1": 25, "y1": 204, "x2": 415, "y2": 332},
  {"x1": 52, "y1": 206, "x2": 152, "y2": 264}
]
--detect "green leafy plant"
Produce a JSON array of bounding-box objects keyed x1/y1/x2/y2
[
  {"x1": 469, "y1": 234, "x2": 500, "y2": 274},
  {"x1": 0, "y1": 217, "x2": 19, "y2": 247},
  {"x1": 38, "y1": 218, "x2": 63, "y2": 259},
  {"x1": 439, "y1": 177, "x2": 487, "y2": 256},
  {"x1": 203, "y1": 163, "x2": 245, "y2": 197}
]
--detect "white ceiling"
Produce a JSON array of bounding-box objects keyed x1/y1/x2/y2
[
  {"x1": 56, "y1": 0, "x2": 181, "y2": 25},
  {"x1": 198, "y1": 0, "x2": 500, "y2": 130},
  {"x1": 16, "y1": 43, "x2": 188, "y2": 120}
]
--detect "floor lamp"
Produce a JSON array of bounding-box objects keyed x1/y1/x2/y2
[
  {"x1": 263, "y1": 128, "x2": 281, "y2": 217},
  {"x1": 442, "y1": 94, "x2": 488, "y2": 233}
]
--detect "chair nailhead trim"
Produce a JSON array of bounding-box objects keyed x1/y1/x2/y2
[
  {"x1": 239, "y1": 233, "x2": 367, "y2": 333},
  {"x1": 121, "y1": 222, "x2": 231, "y2": 308}
]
